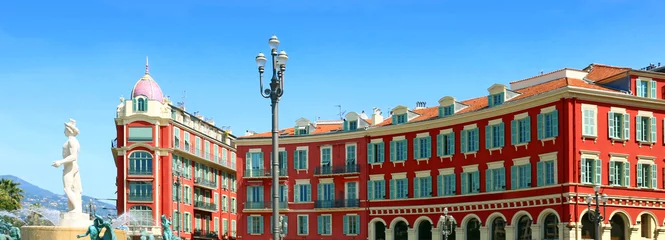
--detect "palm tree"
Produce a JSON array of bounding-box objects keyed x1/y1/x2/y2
[{"x1": 0, "y1": 179, "x2": 24, "y2": 211}]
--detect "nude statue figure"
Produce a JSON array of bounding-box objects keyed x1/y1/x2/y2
[{"x1": 52, "y1": 118, "x2": 83, "y2": 213}]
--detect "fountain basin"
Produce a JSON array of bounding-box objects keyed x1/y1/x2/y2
[{"x1": 21, "y1": 226, "x2": 127, "y2": 240}]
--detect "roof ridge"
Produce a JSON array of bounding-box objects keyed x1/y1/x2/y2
[{"x1": 509, "y1": 68, "x2": 582, "y2": 84}]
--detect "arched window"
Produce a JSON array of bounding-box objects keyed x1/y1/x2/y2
[
  {"x1": 134, "y1": 97, "x2": 147, "y2": 112},
  {"x1": 581, "y1": 212, "x2": 595, "y2": 239},
  {"x1": 129, "y1": 151, "x2": 153, "y2": 175},
  {"x1": 466, "y1": 218, "x2": 480, "y2": 240},
  {"x1": 129, "y1": 205, "x2": 153, "y2": 226},
  {"x1": 543, "y1": 214, "x2": 559, "y2": 240},
  {"x1": 491, "y1": 217, "x2": 506, "y2": 240},
  {"x1": 641, "y1": 214, "x2": 655, "y2": 238},
  {"x1": 516, "y1": 216, "x2": 532, "y2": 240}
]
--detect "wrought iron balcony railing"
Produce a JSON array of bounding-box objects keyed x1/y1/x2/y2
[
  {"x1": 314, "y1": 199, "x2": 360, "y2": 208},
  {"x1": 243, "y1": 168, "x2": 288, "y2": 178},
  {"x1": 194, "y1": 201, "x2": 217, "y2": 211},
  {"x1": 244, "y1": 201, "x2": 288, "y2": 210},
  {"x1": 128, "y1": 168, "x2": 153, "y2": 175},
  {"x1": 194, "y1": 177, "x2": 217, "y2": 188},
  {"x1": 128, "y1": 194, "x2": 153, "y2": 202},
  {"x1": 314, "y1": 164, "x2": 360, "y2": 175}
]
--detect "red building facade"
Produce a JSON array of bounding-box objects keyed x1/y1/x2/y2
[
  {"x1": 236, "y1": 63, "x2": 665, "y2": 240},
  {"x1": 112, "y1": 62, "x2": 239, "y2": 240}
]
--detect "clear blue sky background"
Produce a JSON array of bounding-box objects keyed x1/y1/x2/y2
[{"x1": 0, "y1": 0, "x2": 663, "y2": 201}]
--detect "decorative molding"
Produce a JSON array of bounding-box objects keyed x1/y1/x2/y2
[
  {"x1": 463, "y1": 124, "x2": 478, "y2": 130},
  {"x1": 415, "y1": 170, "x2": 431, "y2": 178},
  {"x1": 391, "y1": 172, "x2": 407, "y2": 179},
  {"x1": 512, "y1": 156, "x2": 530, "y2": 166},
  {"x1": 513, "y1": 112, "x2": 529, "y2": 120},
  {"x1": 438, "y1": 168, "x2": 455, "y2": 176},
  {"x1": 462, "y1": 164, "x2": 479, "y2": 173},
  {"x1": 487, "y1": 161, "x2": 505, "y2": 169}
]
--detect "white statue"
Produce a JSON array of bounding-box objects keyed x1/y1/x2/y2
[{"x1": 52, "y1": 118, "x2": 83, "y2": 213}]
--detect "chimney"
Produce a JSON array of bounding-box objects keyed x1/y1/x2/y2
[
  {"x1": 244, "y1": 130, "x2": 255, "y2": 136},
  {"x1": 359, "y1": 110, "x2": 369, "y2": 120},
  {"x1": 371, "y1": 107, "x2": 384, "y2": 125},
  {"x1": 414, "y1": 101, "x2": 426, "y2": 110}
]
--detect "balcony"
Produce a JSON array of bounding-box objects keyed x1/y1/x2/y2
[
  {"x1": 314, "y1": 199, "x2": 360, "y2": 209},
  {"x1": 194, "y1": 177, "x2": 217, "y2": 189},
  {"x1": 111, "y1": 138, "x2": 118, "y2": 148},
  {"x1": 314, "y1": 164, "x2": 360, "y2": 176},
  {"x1": 128, "y1": 194, "x2": 153, "y2": 202},
  {"x1": 193, "y1": 229, "x2": 219, "y2": 239},
  {"x1": 244, "y1": 201, "x2": 288, "y2": 210},
  {"x1": 243, "y1": 168, "x2": 288, "y2": 178},
  {"x1": 128, "y1": 168, "x2": 153, "y2": 176},
  {"x1": 194, "y1": 201, "x2": 217, "y2": 212}
]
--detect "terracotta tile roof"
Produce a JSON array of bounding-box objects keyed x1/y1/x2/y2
[
  {"x1": 241, "y1": 123, "x2": 343, "y2": 138},
  {"x1": 509, "y1": 68, "x2": 579, "y2": 84},
  {"x1": 584, "y1": 64, "x2": 630, "y2": 82},
  {"x1": 240, "y1": 77, "x2": 621, "y2": 139}
]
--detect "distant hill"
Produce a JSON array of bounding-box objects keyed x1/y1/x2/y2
[{"x1": 0, "y1": 175, "x2": 117, "y2": 217}]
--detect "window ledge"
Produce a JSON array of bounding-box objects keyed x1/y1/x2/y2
[
  {"x1": 487, "y1": 147, "x2": 503, "y2": 155},
  {"x1": 581, "y1": 135, "x2": 597, "y2": 143},
  {"x1": 297, "y1": 234, "x2": 309, "y2": 236},
  {"x1": 637, "y1": 141, "x2": 655, "y2": 149},
  {"x1": 346, "y1": 234, "x2": 359, "y2": 236},
  {"x1": 463, "y1": 151, "x2": 477, "y2": 159},
  {"x1": 292, "y1": 202, "x2": 313, "y2": 204},
  {"x1": 540, "y1": 137, "x2": 556, "y2": 146},
  {"x1": 296, "y1": 169, "x2": 308, "y2": 174},
  {"x1": 610, "y1": 138, "x2": 627, "y2": 146},
  {"x1": 513, "y1": 142, "x2": 529, "y2": 151},
  {"x1": 416, "y1": 158, "x2": 430, "y2": 165},
  {"x1": 438, "y1": 155, "x2": 453, "y2": 162},
  {"x1": 370, "y1": 163, "x2": 383, "y2": 169},
  {"x1": 392, "y1": 160, "x2": 406, "y2": 167}
]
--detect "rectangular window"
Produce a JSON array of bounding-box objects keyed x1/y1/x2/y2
[
  {"x1": 232, "y1": 220, "x2": 236, "y2": 237},
  {"x1": 128, "y1": 127, "x2": 153, "y2": 142},
  {"x1": 349, "y1": 120, "x2": 358, "y2": 130},
  {"x1": 204, "y1": 140, "x2": 210, "y2": 160},
  {"x1": 486, "y1": 167, "x2": 506, "y2": 192},
  {"x1": 346, "y1": 145, "x2": 356, "y2": 166},
  {"x1": 609, "y1": 161, "x2": 630, "y2": 187},
  {"x1": 488, "y1": 92, "x2": 505, "y2": 107},
  {"x1": 414, "y1": 176, "x2": 432, "y2": 198},
  {"x1": 184, "y1": 213, "x2": 191, "y2": 232},
  {"x1": 214, "y1": 217, "x2": 219, "y2": 234},
  {"x1": 394, "y1": 113, "x2": 407, "y2": 124},
  {"x1": 246, "y1": 186, "x2": 264, "y2": 209},
  {"x1": 174, "y1": 127, "x2": 180, "y2": 148},
  {"x1": 247, "y1": 216, "x2": 263, "y2": 234},
  {"x1": 437, "y1": 174, "x2": 456, "y2": 196},
  {"x1": 321, "y1": 148, "x2": 332, "y2": 171},
  {"x1": 390, "y1": 139, "x2": 408, "y2": 161},
  {"x1": 231, "y1": 198, "x2": 236, "y2": 213},
  {"x1": 346, "y1": 182, "x2": 357, "y2": 200},
  {"x1": 317, "y1": 215, "x2": 332, "y2": 235},
  {"x1": 343, "y1": 215, "x2": 360, "y2": 235},
  {"x1": 223, "y1": 219, "x2": 228, "y2": 235},
  {"x1": 278, "y1": 151, "x2": 287, "y2": 170},
  {"x1": 298, "y1": 215, "x2": 309, "y2": 235},
  {"x1": 537, "y1": 110, "x2": 559, "y2": 140},
  {"x1": 184, "y1": 132, "x2": 190, "y2": 152},
  {"x1": 444, "y1": 105, "x2": 454, "y2": 116},
  {"x1": 608, "y1": 112, "x2": 630, "y2": 140},
  {"x1": 367, "y1": 180, "x2": 386, "y2": 200},
  {"x1": 637, "y1": 163, "x2": 657, "y2": 189},
  {"x1": 222, "y1": 195, "x2": 228, "y2": 212},
  {"x1": 367, "y1": 142, "x2": 385, "y2": 163},
  {"x1": 437, "y1": 132, "x2": 455, "y2": 156},
  {"x1": 511, "y1": 116, "x2": 531, "y2": 145},
  {"x1": 581, "y1": 158, "x2": 601, "y2": 185},
  {"x1": 294, "y1": 150, "x2": 308, "y2": 170},
  {"x1": 582, "y1": 109, "x2": 597, "y2": 137},
  {"x1": 414, "y1": 136, "x2": 432, "y2": 159},
  {"x1": 461, "y1": 171, "x2": 480, "y2": 194},
  {"x1": 510, "y1": 164, "x2": 532, "y2": 189},
  {"x1": 636, "y1": 116, "x2": 657, "y2": 143},
  {"x1": 317, "y1": 183, "x2": 335, "y2": 205},
  {"x1": 294, "y1": 184, "x2": 312, "y2": 202},
  {"x1": 213, "y1": 145, "x2": 219, "y2": 163},
  {"x1": 128, "y1": 182, "x2": 153, "y2": 201},
  {"x1": 390, "y1": 178, "x2": 409, "y2": 199},
  {"x1": 636, "y1": 78, "x2": 657, "y2": 99},
  {"x1": 485, "y1": 122, "x2": 505, "y2": 149},
  {"x1": 461, "y1": 128, "x2": 480, "y2": 153}
]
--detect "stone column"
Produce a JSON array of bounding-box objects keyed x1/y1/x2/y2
[
  {"x1": 407, "y1": 228, "x2": 416, "y2": 240},
  {"x1": 430, "y1": 228, "x2": 442, "y2": 240},
  {"x1": 504, "y1": 226, "x2": 515, "y2": 240},
  {"x1": 479, "y1": 226, "x2": 489, "y2": 240},
  {"x1": 629, "y1": 224, "x2": 640, "y2": 240},
  {"x1": 455, "y1": 227, "x2": 464, "y2": 240},
  {"x1": 530, "y1": 224, "x2": 540, "y2": 240},
  {"x1": 386, "y1": 229, "x2": 394, "y2": 240}
]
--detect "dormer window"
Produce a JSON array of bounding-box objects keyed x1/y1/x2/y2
[
  {"x1": 297, "y1": 128, "x2": 309, "y2": 135},
  {"x1": 439, "y1": 105, "x2": 454, "y2": 117},
  {"x1": 636, "y1": 77, "x2": 657, "y2": 99},
  {"x1": 349, "y1": 120, "x2": 358, "y2": 130},
  {"x1": 133, "y1": 97, "x2": 148, "y2": 112},
  {"x1": 490, "y1": 93, "x2": 504, "y2": 106},
  {"x1": 395, "y1": 114, "x2": 407, "y2": 125}
]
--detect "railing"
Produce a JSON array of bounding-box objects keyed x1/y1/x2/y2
[
  {"x1": 244, "y1": 201, "x2": 288, "y2": 210},
  {"x1": 128, "y1": 194, "x2": 153, "y2": 202},
  {"x1": 194, "y1": 177, "x2": 217, "y2": 188},
  {"x1": 193, "y1": 229, "x2": 219, "y2": 238},
  {"x1": 194, "y1": 201, "x2": 217, "y2": 211},
  {"x1": 314, "y1": 164, "x2": 360, "y2": 175},
  {"x1": 314, "y1": 199, "x2": 360, "y2": 208},
  {"x1": 128, "y1": 169, "x2": 153, "y2": 175},
  {"x1": 244, "y1": 168, "x2": 288, "y2": 178}
]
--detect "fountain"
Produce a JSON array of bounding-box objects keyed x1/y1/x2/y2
[{"x1": 19, "y1": 119, "x2": 127, "y2": 240}]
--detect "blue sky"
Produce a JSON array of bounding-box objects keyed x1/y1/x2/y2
[{"x1": 0, "y1": 0, "x2": 663, "y2": 201}]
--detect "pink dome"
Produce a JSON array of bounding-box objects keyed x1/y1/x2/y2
[{"x1": 131, "y1": 74, "x2": 164, "y2": 102}]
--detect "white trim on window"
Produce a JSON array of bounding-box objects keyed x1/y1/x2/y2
[
  {"x1": 463, "y1": 123, "x2": 478, "y2": 130},
  {"x1": 609, "y1": 107, "x2": 626, "y2": 114},
  {"x1": 580, "y1": 150, "x2": 600, "y2": 160},
  {"x1": 392, "y1": 136, "x2": 406, "y2": 141},
  {"x1": 487, "y1": 160, "x2": 505, "y2": 169},
  {"x1": 609, "y1": 153, "x2": 629, "y2": 162},
  {"x1": 297, "y1": 214, "x2": 309, "y2": 236},
  {"x1": 438, "y1": 167, "x2": 455, "y2": 176},
  {"x1": 319, "y1": 178, "x2": 334, "y2": 184},
  {"x1": 539, "y1": 152, "x2": 557, "y2": 162},
  {"x1": 295, "y1": 179, "x2": 311, "y2": 184},
  {"x1": 488, "y1": 118, "x2": 503, "y2": 125},
  {"x1": 513, "y1": 112, "x2": 529, "y2": 120},
  {"x1": 540, "y1": 106, "x2": 556, "y2": 114},
  {"x1": 369, "y1": 174, "x2": 385, "y2": 181},
  {"x1": 391, "y1": 172, "x2": 407, "y2": 179},
  {"x1": 296, "y1": 146, "x2": 309, "y2": 151},
  {"x1": 512, "y1": 156, "x2": 530, "y2": 166},
  {"x1": 414, "y1": 170, "x2": 431, "y2": 178},
  {"x1": 462, "y1": 164, "x2": 479, "y2": 173},
  {"x1": 370, "y1": 138, "x2": 383, "y2": 143},
  {"x1": 415, "y1": 132, "x2": 430, "y2": 138},
  {"x1": 439, "y1": 128, "x2": 453, "y2": 135},
  {"x1": 637, "y1": 155, "x2": 656, "y2": 164},
  {"x1": 248, "y1": 148, "x2": 262, "y2": 153},
  {"x1": 637, "y1": 110, "x2": 654, "y2": 118}
]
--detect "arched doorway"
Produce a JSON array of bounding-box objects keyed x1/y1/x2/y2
[
  {"x1": 418, "y1": 220, "x2": 432, "y2": 240},
  {"x1": 466, "y1": 218, "x2": 481, "y2": 240},
  {"x1": 375, "y1": 221, "x2": 386, "y2": 240},
  {"x1": 516, "y1": 215, "x2": 532, "y2": 240},
  {"x1": 542, "y1": 214, "x2": 559, "y2": 240},
  {"x1": 610, "y1": 214, "x2": 626, "y2": 240},
  {"x1": 640, "y1": 214, "x2": 656, "y2": 239},
  {"x1": 581, "y1": 212, "x2": 596, "y2": 239},
  {"x1": 490, "y1": 217, "x2": 506, "y2": 240},
  {"x1": 394, "y1": 221, "x2": 409, "y2": 240}
]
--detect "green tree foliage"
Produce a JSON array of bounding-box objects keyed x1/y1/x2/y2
[{"x1": 0, "y1": 179, "x2": 24, "y2": 211}]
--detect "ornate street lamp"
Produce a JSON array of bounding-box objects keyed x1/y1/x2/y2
[
  {"x1": 279, "y1": 215, "x2": 288, "y2": 239},
  {"x1": 586, "y1": 184, "x2": 608, "y2": 240},
  {"x1": 173, "y1": 165, "x2": 184, "y2": 238},
  {"x1": 439, "y1": 207, "x2": 455, "y2": 240},
  {"x1": 255, "y1": 35, "x2": 289, "y2": 240}
]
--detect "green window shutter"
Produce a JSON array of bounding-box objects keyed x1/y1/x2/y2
[
  {"x1": 392, "y1": 115, "x2": 397, "y2": 125},
  {"x1": 437, "y1": 134, "x2": 443, "y2": 156},
  {"x1": 427, "y1": 176, "x2": 432, "y2": 196},
  {"x1": 637, "y1": 163, "x2": 643, "y2": 187},
  {"x1": 552, "y1": 110, "x2": 559, "y2": 137},
  {"x1": 245, "y1": 153, "x2": 251, "y2": 170},
  {"x1": 525, "y1": 116, "x2": 532, "y2": 142},
  {"x1": 294, "y1": 151, "x2": 300, "y2": 169},
  {"x1": 317, "y1": 184, "x2": 322, "y2": 202},
  {"x1": 390, "y1": 141, "x2": 396, "y2": 162},
  {"x1": 343, "y1": 120, "x2": 349, "y2": 131},
  {"x1": 437, "y1": 175, "x2": 443, "y2": 196},
  {"x1": 580, "y1": 159, "x2": 587, "y2": 183},
  {"x1": 526, "y1": 163, "x2": 532, "y2": 187},
  {"x1": 608, "y1": 112, "x2": 615, "y2": 139},
  {"x1": 473, "y1": 171, "x2": 480, "y2": 192},
  {"x1": 499, "y1": 122, "x2": 505, "y2": 147},
  {"x1": 537, "y1": 162, "x2": 544, "y2": 187},
  {"x1": 636, "y1": 79, "x2": 643, "y2": 97},
  {"x1": 609, "y1": 161, "x2": 615, "y2": 185},
  {"x1": 449, "y1": 132, "x2": 455, "y2": 155},
  {"x1": 426, "y1": 136, "x2": 432, "y2": 158},
  {"x1": 511, "y1": 166, "x2": 517, "y2": 189},
  {"x1": 461, "y1": 172, "x2": 468, "y2": 194},
  {"x1": 414, "y1": 138, "x2": 420, "y2": 159},
  {"x1": 283, "y1": 216, "x2": 288, "y2": 233},
  {"x1": 367, "y1": 143, "x2": 374, "y2": 163},
  {"x1": 259, "y1": 216, "x2": 264, "y2": 234},
  {"x1": 367, "y1": 180, "x2": 374, "y2": 200},
  {"x1": 652, "y1": 165, "x2": 658, "y2": 189},
  {"x1": 595, "y1": 159, "x2": 602, "y2": 184},
  {"x1": 247, "y1": 217, "x2": 253, "y2": 234},
  {"x1": 537, "y1": 114, "x2": 543, "y2": 140},
  {"x1": 317, "y1": 216, "x2": 323, "y2": 234},
  {"x1": 636, "y1": 116, "x2": 643, "y2": 142},
  {"x1": 485, "y1": 125, "x2": 491, "y2": 149},
  {"x1": 402, "y1": 140, "x2": 408, "y2": 160},
  {"x1": 438, "y1": 106, "x2": 443, "y2": 117},
  {"x1": 390, "y1": 179, "x2": 396, "y2": 199},
  {"x1": 461, "y1": 130, "x2": 467, "y2": 153},
  {"x1": 343, "y1": 216, "x2": 348, "y2": 234},
  {"x1": 650, "y1": 80, "x2": 657, "y2": 99},
  {"x1": 474, "y1": 129, "x2": 480, "y2": 151},
  {"x1": 294, "y1": 185, "x2": 300, "y2": 202},
  {"x1": 624, "y1": 163, "x2": 630, "y2": 187},
  {"x1": 414, "y1": 177, "x2": 420, "y2": 197},
  {"x1": 378, "y1": 142, "x2": 385, "y2": 162},
  {"x1": 650, "y1": 117, "x2": 657, "y2": 143},
  {"x1": 485, "y1": 169, "x2": 491, "y2": 192},
  {"x1": 623, "y1": 114, "x2": 630, "y2": 140},
  {"x1": 487, "y1": 95, "x2": 494, "y2": 107},
  {"x1": 511, "y1": 120, "x2": 517, "y2": 145},
  {"x1": 355, "y1": 215, "x2": 361, "y2": 234},
  {"x1": 500, "y1": 168, "x2": 506, "y2": 189}
]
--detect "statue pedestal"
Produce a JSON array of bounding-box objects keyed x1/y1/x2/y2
[
  {"x1": 20, "y1": 226, "x2": 127, "y2": 240},
  {"x1": 60, "y1": 212, "x2": 93, "y2": 228}
]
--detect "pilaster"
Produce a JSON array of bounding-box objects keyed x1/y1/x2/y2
[
  {"x1": 407, "y1": 228, "x2": 416, "y2": 240},
  {"x1": 504, "y1": 226, "x2": 515, "y2": 240},
  {"x1": 385, "y1": 229, "x2": 394, "y2": 240},
  {"x1": 478, "y1": 226, "x2": 489, "y2": 240},
  {"x1": 455, "y1": 227, "x2": 464, "y2": 240}
]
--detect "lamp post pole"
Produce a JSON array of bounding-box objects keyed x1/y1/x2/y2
[
  {"x1": 586, "y1": 184, "x2": 608, "y2": 240},
  {"x1": 439, "y1": 207, "x2": 455, "y2": 240},
  {"x1": 174, "y1": 165, "x2": 183, "y2": 238},
  {"x1": 255, "y1": 35, "x2": 289, "y2": 240}
]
